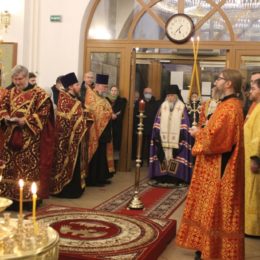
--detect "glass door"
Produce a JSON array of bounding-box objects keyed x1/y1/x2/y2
[
  {"x1": 236, "y1": 50, "x2": 260, "y2": 82},
  {"x1": 136, "y1": 48, "x2": 227, "y2": 103}
]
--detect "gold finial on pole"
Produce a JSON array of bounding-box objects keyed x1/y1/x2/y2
[
  {"x1": 128, "y1": 99, "x2": 145, "y2": 210},
  {"x1": 189, "y1": 36, "x2": 201, "y2": 99}
]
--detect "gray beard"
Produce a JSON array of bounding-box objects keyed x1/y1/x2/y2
[{"x1": 167, "y1": 101, "x2": 175, "y2": 112}]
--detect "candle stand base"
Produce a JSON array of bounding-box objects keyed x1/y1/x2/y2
[{"x1": 127, "y1": 193, "x2": 144, "y2": 210}]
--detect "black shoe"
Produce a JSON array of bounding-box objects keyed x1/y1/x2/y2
[
  {"x1": 87, "y1": 182, "x2": 104, "y2": 187},
  {"x1": 194, "y1": 251, "x2": 202, "y2": 260},
  {"x1": 245, "y1": 233, "x2": 260, "y2": 239},
  {"x1": 100, "y1": 180, "x2": 111, "y2": 185}
]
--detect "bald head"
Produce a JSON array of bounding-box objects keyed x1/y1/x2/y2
[
  {"x1": 144, "y1": 87, "x2": 152, "y2": 94},
  {"x1": 84, "y1": 71, "x2": 94, "y2": 87}
]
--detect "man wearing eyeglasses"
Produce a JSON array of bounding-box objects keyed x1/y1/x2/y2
[
  {"x1": 0, "y1": 65, "x2": 54, "y2": 210},
  {"x1": 176, "y1": 69, "x2": 245, "y2": 260}
]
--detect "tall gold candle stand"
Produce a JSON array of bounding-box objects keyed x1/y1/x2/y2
[{"x1": 128, "y1": 102, "x2": 145, "y2": 210}]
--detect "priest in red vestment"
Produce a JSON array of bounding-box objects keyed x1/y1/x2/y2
[
  {"x1": 0, "y1": 87, "x2": 7, "y2": 152},
  {"x1": 50, "y1": 72, "x2": 92, "y2": 198},
  {"x1": 86, "y1": 74, "x2": 115, "y2": 186},
  {"x1": 176, "y1": 69, "x2": 245, "y2": 260},
  {"x1": 0, "y1": 65, "x2": 54, "y2": 208},
  {"x1": 0, "y1": 86, "x2": 6, "y2": 101}
]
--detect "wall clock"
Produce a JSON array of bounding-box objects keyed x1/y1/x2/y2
[{"x1": 165, "y1": 13, "x2": 195, "y2": 44}]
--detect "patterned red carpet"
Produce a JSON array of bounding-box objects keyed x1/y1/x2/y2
[
  {"x1": 94, "y1": 179, "x2": 188, "y2": 218},
  {"x1": 32, "y1": 205, "x2": 177, "y2": 260}
]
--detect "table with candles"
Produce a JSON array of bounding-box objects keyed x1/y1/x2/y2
[{"x1": 0, "y1": 175, "x2": 59, "y2": 260}]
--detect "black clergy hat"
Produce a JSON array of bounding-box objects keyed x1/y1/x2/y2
[
  {"x1": 166, "y1": 84, "x2": 180, "y2": 95},
  {"x1": 96, "y1": 74, "x2": 109, "y2": 85},
  {"x1": 166, "y1": 84, "x2": 184, "y2": 103},
  {"x1": 60, "y1": 72, "x2": 78, "y2": 89}
]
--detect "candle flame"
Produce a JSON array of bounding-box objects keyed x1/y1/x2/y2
[
  {"x1": 191, "y1": 37, "x2": 194, "y2": 42},
  {"x1": 31, "y1": 182, "x2": 37, "y2": 194},
  {"x1": 197, "y1": 36, "x2": 200, "y2": 41},
  {"x1": 19, "y1": 179, "x2": 24, "y2": 188},
  {"x1": 0, "y1": 175, "x2": 2, "y2": 182}
]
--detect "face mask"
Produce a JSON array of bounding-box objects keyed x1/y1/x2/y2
[
  {"x1": 109, "y1": 94, "x2": 118, "y2": 101},
  {"x1": 144, "y1": 93, "x2": 152, "y2": 100}
]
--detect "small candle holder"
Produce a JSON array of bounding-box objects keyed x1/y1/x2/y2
[
  {"x1": 3, "y1": 238, "x2": 14, "y2": 255},
  {"x1": 24, "y1": 237, "x2": 33, "y2": 251},
  {"x1": 38, "y1": 221, "x2": 49, "y2": 243},
  {"x1": 3, "y1": 212, "x2": 11, "y2": 226}
]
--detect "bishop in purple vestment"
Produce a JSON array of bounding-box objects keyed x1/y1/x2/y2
[{"x1": 148, "y1": 85, "x2": 193, "y2": 184}]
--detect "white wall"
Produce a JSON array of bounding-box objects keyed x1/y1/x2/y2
[
  {"x1": 37, "y1": 0, "x2": 91, "y2": 90},
  {"x1": 1, "y1": 0, "x2": 91, "y2": 90}
]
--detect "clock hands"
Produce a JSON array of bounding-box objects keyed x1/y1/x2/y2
[{"x1": 175, "y1": 25, "x2": 183, "y2": 34}]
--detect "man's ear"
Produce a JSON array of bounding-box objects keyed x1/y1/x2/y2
[{"x1": 225, "y1": 79, "x2": 232, "y2": 89}]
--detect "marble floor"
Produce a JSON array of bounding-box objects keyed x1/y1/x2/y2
[{"x1": 21, "y1": 168, "x2": 260, "y2": 259}]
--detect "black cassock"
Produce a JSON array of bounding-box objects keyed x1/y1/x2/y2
[
  {"x1": 87, "y1": 120, "x2": 114, "y2": 186},
  {"x1": 110, "y1": 96, "x2": 127, "y2": 151}
]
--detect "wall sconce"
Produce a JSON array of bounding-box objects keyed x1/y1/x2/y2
[{"x1": 0, "y1": 11, "x2": 11, "y2": 32}]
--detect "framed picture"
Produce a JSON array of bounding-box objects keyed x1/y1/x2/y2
[{"x1": 0, "y1": 42, "x2": 17, "y2": 87}]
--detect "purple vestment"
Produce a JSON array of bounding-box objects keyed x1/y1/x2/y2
[{"x1": 148, "y1": 106, "x2": 193, "y2": 183}]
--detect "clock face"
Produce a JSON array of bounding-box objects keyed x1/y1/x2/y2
[{"x1": 165, "y1": 14, "x2": 195, "y2": 44}]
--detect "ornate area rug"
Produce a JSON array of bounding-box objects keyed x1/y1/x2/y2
[
  {"x1": 30, "y1": 205, "x2": 176, "y2": 260},
  {"x1": 94, "y1": 179, "x2": 188, "y2": 218}
]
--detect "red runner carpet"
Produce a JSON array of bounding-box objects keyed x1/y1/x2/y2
[
  {"x1": 31, "y1": 205, "x2": 177, "y2": 260},
  {"x1": 94, "y1": 179, "x2": 188, "y2": 218}
]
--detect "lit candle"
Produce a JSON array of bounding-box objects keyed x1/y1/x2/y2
[
  {"x1": 19, "y1": 179, "x2": 24, "y2": 218},
  {"x1": 139, "y1": 99, "x2": 145, "y2": 112},
  {"x1": 31, "y1": 182, "x2": 37, "y2": 233}
]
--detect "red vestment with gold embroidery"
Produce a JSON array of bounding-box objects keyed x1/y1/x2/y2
[
  {"x1": 50, "y1": 91, "x2": 91, "y2": 197},
  {"x1": 176, "y1": 97, "x2": 245, "y2": 260},
  {"x1": 0, "y1": 86, "x2": 54, "y2": 200}
]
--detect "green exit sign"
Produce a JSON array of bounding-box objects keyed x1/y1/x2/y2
[{"x1": 50, "y1": 15, "x2": 62, "y2": 22}]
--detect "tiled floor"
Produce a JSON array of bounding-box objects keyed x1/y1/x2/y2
[{"x1": 27, "y1": 168, "x2": 260, "y2": 259}]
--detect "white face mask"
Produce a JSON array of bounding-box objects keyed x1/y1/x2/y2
[{"x1": 144, "y1": 93, "x2": 152, "y2": 100}]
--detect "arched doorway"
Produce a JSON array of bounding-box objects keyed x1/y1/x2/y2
[{"x1": 84, "y1": 0, "x2": 260, "y2": 171}]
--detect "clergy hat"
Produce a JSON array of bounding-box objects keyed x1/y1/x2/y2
[
  {"x1": 96, "y1": 74, "x2": 109, "y2": 85},
  {"x1": 166, "y1": 84, "x2": 180, "y2": 95},
  {"x1": 166, "y1": 84, "x2": 184, "y2": 103},
  {"x1": 60, "y1": 72, "x2": 78, "y2": 89}
]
